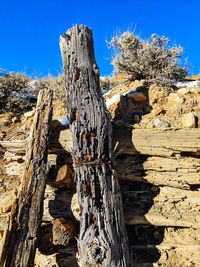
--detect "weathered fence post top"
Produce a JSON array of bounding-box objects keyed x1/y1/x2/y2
[{"x1": 60, "y1": 24, "x2": 100, "y2": 89}]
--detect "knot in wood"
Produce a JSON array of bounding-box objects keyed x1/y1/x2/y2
[{"x1": 87, "y1": 241, "x2": 104, "y2": 264}]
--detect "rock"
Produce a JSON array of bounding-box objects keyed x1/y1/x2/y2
[
  {"x1": 52, "y1": 218, "x2": 78, "y2": 246},
  {"x1": 23, "y1": 108, "x2": 35, "y2": 119},
  {"x1": 177, "y1": 88, "x2": 190, "y2": 95},
  {"x1": 0, "y1": 189, "x2": 17, "y2": 213},
  {"x1": 0, "y1": 131, "x2": 6, "y2": 140},
  {"x1": 190, "y1": 87, "x2": 200, "y2": 93},
  {"x1": 11, "y1": 116, "x2": 20, "y2": 123},
  {"x1": 127, "y1": 90, "x2": 146, "y2": 102},
  {"x1": 149, "y1": 84, "x2": 168, "y2": 107},
  {"x1": 181, "y1": 112, "x2": 196, "y2": 128},
  {"x1": 194, "y1": 112, "x2": 200, "y2": 117},
  {"x1": 167, "y1": 93, "x2": 184, "y2": 107},
  {"x1": 153, "y1": 118, "x2": 171, "y2": 128},
  {"x1": 71, "y1": 193, "x2": 80, "y2": 221},
  {"x1": 55, "y1": 164, "x2": 75, "y2": 189},
  {"x1": 112, "y1": 120, "x2": 126, "y2": 128}
]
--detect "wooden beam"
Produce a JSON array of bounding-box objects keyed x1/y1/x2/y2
[
  {"x1": 60, "y1": 25, "x2": 130, "y2": 266},
  {"x1": 1, "y1": 89, "x2": 53, "y2": 267}
]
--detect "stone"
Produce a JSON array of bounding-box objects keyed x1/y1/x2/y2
[
  {"x1": 153, "y1": 118, "x2": 171, "y2": 128},
  {"x1": 11, "y1": 116, "x2": 20, "y2": 123},
  {"x1": 177, "y1": 88, "x2": 190, "y2": 95},
  {"x1": 127, "y1": 90, "x2": 146, "y2": 102},
  {"x1": 0, "y1": 189, "x2": 17, "y2": 213},
  {"x1": 181, "y1": 112, "x2": 196, "y2": 128},
  {"x1": 0, "y1": 131, "x2": 6, "y2": 140},
  {"x1": 190, "y1": 87, "x2": 200, "y2": 93},
  {"x1": 112, "y1": 120, "x2": 126, "y2": 128},
  {"x1": 149, "y1": 84, "x2": 168, "y2": 107},
  {"x1": 23, "y1": 108, "x2": 35, "y2": 118},
  {"x1": 55, "y1": 164, "x2": 75, "y2": 189},
  {"x1": 167, "y1": 93, "x2": 184, "y2": 107},
  {"x1": 71, "y1": 193, "x2": 80, "y2": 221},
  {"x1": 52, "y1": 218, "x2": 78, "y2": 246}
]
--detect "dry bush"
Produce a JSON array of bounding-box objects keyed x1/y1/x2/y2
[
  {"x1": 0, "y1": 71, "x2": 37, "y2": 114},
  {"x1": 109, "y1": 32, "x2": 187, "y2": 86},
  {"x1": 36, "y1": 74, "x2": 66, "y2": 101}
]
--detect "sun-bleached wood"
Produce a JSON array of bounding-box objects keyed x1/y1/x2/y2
[{"x1": 1, "y1": 89, "x2": 53, "y2": 267}]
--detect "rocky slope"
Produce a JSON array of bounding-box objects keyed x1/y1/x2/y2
[{"x1": 0, "y1": 78, "x2": 200, "y2": 266}]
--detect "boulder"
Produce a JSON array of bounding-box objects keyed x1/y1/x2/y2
[
  {"x1": 167, "y1": 93, "x2": 184, "y2": 107},
  {"x1": 177, "y1": 88, "x2": 190, "y2": 95},
  {"x1": 153, "y1": 118, "x2": 170, "y2": 128},
  {"x1": 181, "y1": 112, "x2": 196, "y2": 128},
  {"x1": 127, "y1": 90, "x2": 146, "y2": 102},
  {"x1": 149, "y1": 84, "x2": 168, "y2": 108}
]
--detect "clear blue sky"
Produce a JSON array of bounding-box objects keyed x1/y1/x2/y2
[{"x1": 0, "y1": 0, "x2": 200, "y2": 77}]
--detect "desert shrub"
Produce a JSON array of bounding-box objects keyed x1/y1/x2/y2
[
  {"x1": 0, "y1": 71, "x2": 37, "y2": 114},
  {"x1": 109, "y1": 32, "x2": 187, "y2": 86},
  {"x1": 35, "y1": 74, "x2": 66, "y2": 101}
]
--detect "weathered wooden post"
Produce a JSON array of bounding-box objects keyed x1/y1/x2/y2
[
  {"x1": 1, "y1": 89, "x2": 53, "y2": 267},
  {"x1": 60, "y1": 25, "x2": 130, "y2": 266}
]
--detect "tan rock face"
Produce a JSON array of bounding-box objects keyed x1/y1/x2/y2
[
  {"x1": 148, "y1": 84, "x2": 168, "y2": 108},
  {"x1": 167, "y1": 93, "x2": 183, "y2": 108},
  {"x1": 55, "y1": 164, "x2": 75, "y2": 189},
  {"x1": 0, "y1": 189, "x2": 17, "y2": 213},
  {"x1": 181, "y1": 112, "x2": 196, "y2": 128},
  {"x1": 52, "y1": 218, "x2": 78, "y2": 246},
  {"x1": 71, "y1": 193, "x2": 80, "y2": 221},
  {"x1": 127, "y1": 91, "x2": 146, "y2": 102}
]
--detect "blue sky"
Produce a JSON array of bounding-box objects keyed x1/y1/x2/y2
[{"x1": 0, "y1": 0, "x2": 200, "y2": 77}]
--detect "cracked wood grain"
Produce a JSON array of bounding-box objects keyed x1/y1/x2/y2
[{"x1": 60, "y1": 25, "x2": 130, "y2": 267}]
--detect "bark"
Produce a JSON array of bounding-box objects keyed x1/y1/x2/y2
[
  {"x1": 60, "y1": 25, "x2": 130, "y2": 266},
  {"x1": 1, "y1": 89, "x2": 53, "y2": 267}
]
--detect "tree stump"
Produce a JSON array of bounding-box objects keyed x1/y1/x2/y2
[
  {"x1": 60, "y1": 25, "x2": 130, "y2": 267},
  {"x1": 1, "y1": 89, "x2": 53, "y2": 267}
]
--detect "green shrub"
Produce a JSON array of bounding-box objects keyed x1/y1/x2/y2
[{"x1": 109, "y1": 32, "x2": 187, "y2": 86}]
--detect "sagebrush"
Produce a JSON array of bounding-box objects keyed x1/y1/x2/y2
[
  {"x1": 109, "y1": 32, "x2": 187, "y2": 86},
  {"x1": 0, "y1": 71, "x2": 36, "y2": 113}
]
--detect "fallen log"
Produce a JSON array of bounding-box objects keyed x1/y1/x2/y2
[
  {"x1": 60, "y1": 25, "x2": 130, "y2": 266},
  {"x1": 1, "y1": 89, "x2": 53, "y2": 267}
]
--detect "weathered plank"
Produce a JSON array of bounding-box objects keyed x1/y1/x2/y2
[
  {"x1": 60, "y1": 25, "x2": 130, "y2": 266},
  {"x1": 1, "y1": 89, "x2": 53, "y2": 267}
]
